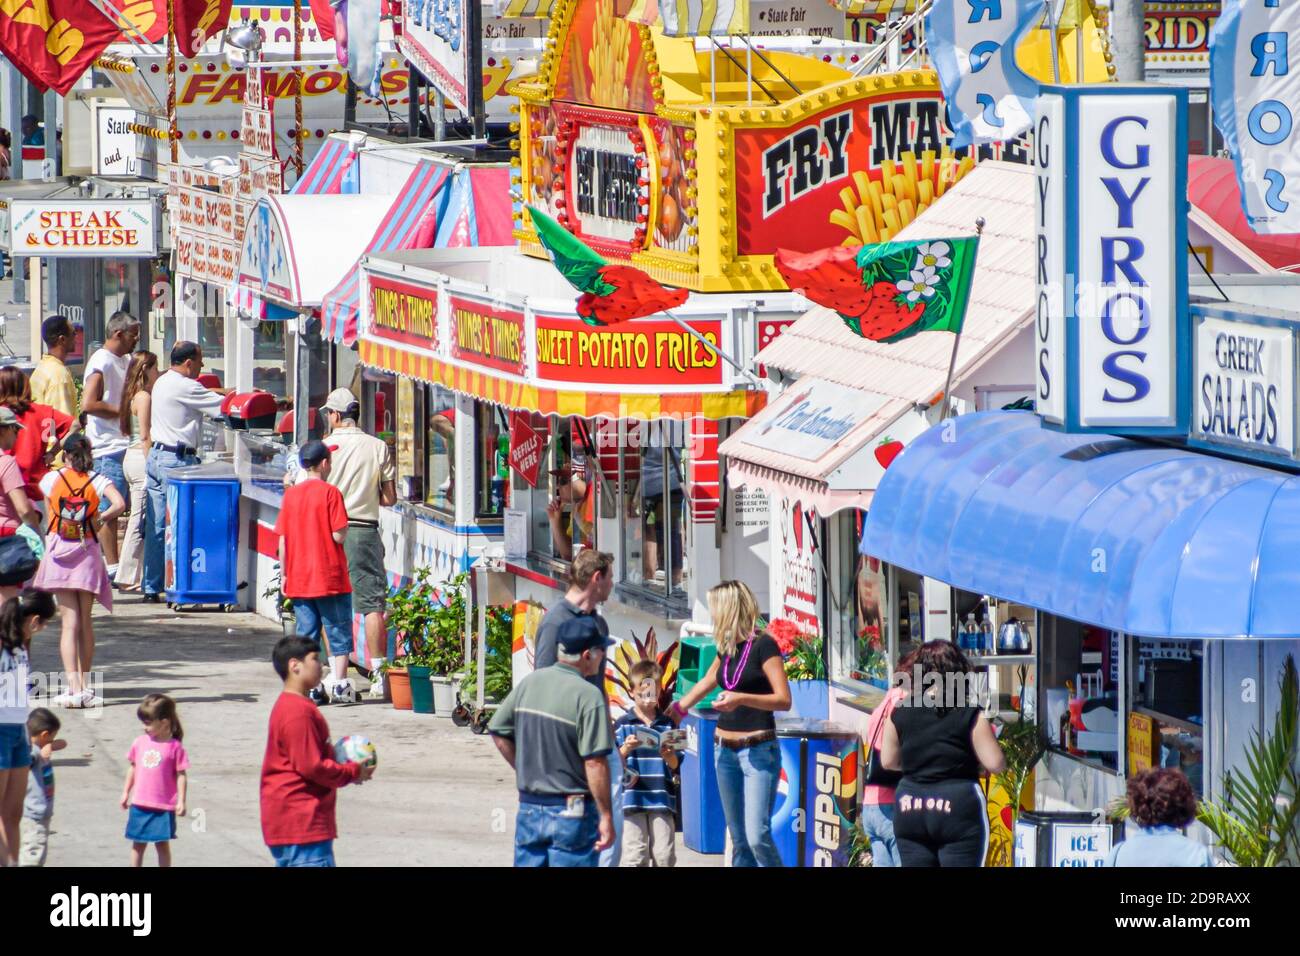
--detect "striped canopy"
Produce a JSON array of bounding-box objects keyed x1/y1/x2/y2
[{"x1": 290, "y1": 136, "x2": 359, "y2": 195}]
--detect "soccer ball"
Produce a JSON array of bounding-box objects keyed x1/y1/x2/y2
[{"x1": 335, "y1": 735, "x2": 377, "y2": 768}]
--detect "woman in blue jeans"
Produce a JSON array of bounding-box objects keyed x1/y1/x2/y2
[{"x1": 672, "y1": 581, "x2": 790, "y2": 866}]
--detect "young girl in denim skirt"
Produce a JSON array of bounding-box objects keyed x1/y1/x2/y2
[{"x1": 121, "y1": 694, "x2": 189, "y2": 867}]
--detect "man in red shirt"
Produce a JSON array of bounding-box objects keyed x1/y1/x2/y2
[
  {"x1": 261, "y1": 635, "x2": 375, "y2": 866},
  {"x1": 276, "y1": 440, "x2": 355, "y2": 705}
]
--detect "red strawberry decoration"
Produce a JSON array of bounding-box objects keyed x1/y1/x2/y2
[
  {"x1": 576, "y1": 264, "x2": 689, "y2": 326},
  {"x1": 1000, "y1": 805, "x2": 1015, "y2": 831},
  {"x1": 791, "y1": 503, "x2": 804, "y2": 553},
  {"x1": 774, "y1": 245, "x2": 868, "y2": 316},
  {"x1": 875, "y1": 436, "x2": 904, "y2": 469},
  {"x1": 853, "y1": 285, "x2": 927, "y2": 342}
]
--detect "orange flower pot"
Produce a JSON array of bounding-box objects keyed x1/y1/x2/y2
[{"x1": 388, "y1": 668, "x2": 413, "y2": 711}]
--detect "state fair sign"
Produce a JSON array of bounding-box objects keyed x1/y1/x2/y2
[
  {"x1": 1036, "y1": 86, "x2": 1189, "y2": 436},
  {"x1": 8, "y1": 199, "x2": 156, "y2": 257}
]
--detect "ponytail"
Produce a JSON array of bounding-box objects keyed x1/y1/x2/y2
[{"x1": 0, "y1": 590, "x2": 56, "y2": 655}]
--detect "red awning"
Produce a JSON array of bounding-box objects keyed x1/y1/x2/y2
[{"x1": 1188, "y1": 155, "x2": 1300, "y2": 272}]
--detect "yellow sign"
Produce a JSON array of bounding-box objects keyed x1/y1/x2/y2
[{"x1": 1127, "y1": 712, "x2": 1157, "y2": 776}]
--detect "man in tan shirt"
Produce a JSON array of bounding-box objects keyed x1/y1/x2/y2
[
  {"x1": 321, "y1": 388, "x2": 396, "y2": 699},
  {"x1": 29, "y1": 315, "x2": 78, "y2": 419}
]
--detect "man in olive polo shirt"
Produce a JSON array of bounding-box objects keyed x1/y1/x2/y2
[
  {"x1": 321, "y1": 388, "x2": 396, "y2": 699},
  {"x1": 489, "y1": 616, "x2": 615, "y2": 867}
]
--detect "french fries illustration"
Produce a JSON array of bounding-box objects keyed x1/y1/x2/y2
[{"x1": 829, "y1": 147, "x2": 975, "y2": 244}]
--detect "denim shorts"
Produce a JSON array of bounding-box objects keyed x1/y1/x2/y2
[
  {"x1": 93, "y1": 452, "x2": 129, "y2": 515},
  {"x1": 294, "y1": 594, "x2": 354, "y2": 656},
  {"x1": 0, "y1": 722, "x2": 30, "y2": 770},
  {"x1": 269, "y1": 839, "x2": 336, "y2": 867}
]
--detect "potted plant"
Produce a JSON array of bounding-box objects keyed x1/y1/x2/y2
[
  {"x1": 986, "y1": 717, "x2": 1047, "y2": 866},
  {"x1": 262, "y1": 566, "x2": 295, "y2": 639},
  {"x1": 769, "y1": 618, "x2": 829, "y2": 720},
  {"x1": 458, "y1": 603, "x2": 513, "y2": 726},
  {"x1": 385, "y1": 566, "x2": 443, "y2": 714},
  {"x1": 426, "y1": 576, "x2": 470, "y2": 716}
]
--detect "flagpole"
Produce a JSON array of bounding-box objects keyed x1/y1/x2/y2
[
  {"x1": 293, "y1": 0, "x2": 304, "y2": 176},
  {"x1": 662, "y1": 310, "x2": 764, "y2": 388},
  {"x1": 940, "y1": 217, "x2": 984, "y2": 420},
  {"x1": 167, "y1": 0, "x2": 178, "y2": 164}
]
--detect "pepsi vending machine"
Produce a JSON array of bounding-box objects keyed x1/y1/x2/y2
[{"x1": 772, "y1": 719, "x2": 859, "y2": 866}]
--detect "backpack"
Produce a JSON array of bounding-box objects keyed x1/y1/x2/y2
[{"x1": 50, "y1": 471, "x2": 99, "y2": 542}]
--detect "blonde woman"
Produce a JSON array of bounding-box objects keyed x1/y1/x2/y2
[
  {"x1": 115, "y1": 351, "x2": 158, "y2": 591},
  {"x1": 672, "y1": 580, "x2": 790, "y2": 867}
]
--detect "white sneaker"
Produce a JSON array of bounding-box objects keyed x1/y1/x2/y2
[
  {"x1": 331, "y1": 680, "x2": 357, "y2": 705},
  {"x1": 366, "y1": 674, "x2": 386, "y2": 700},
  {"x1": 79, "y1": 688, "x2": 99, "y2": 708},
  {"x1": 51, "y1": 691, "x2": 82, "y2": 709}
]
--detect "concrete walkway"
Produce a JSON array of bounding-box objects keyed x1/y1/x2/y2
[{"x1": 26, "y1": 594, "x2": 718, "y2": 867}]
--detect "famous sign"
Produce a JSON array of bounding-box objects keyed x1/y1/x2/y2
[{"x1": 1035, "y1": 85, "x2": 1189, "y2": 436}]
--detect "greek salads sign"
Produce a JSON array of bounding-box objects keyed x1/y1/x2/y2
[
  {"x1": 1192, "y1": 303, "x2": 1297, "y2": 459},
  {"x1": 1036, "y1": 85, "x2": 1189, "y2": 436}
]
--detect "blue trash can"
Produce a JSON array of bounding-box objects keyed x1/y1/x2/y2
[
  {"x1": 771, "y1": 719, "x2": 860, "y2": 866},
  {"x1": 164, "y1": 463, "x2": 241, "y2": 609},
  {"x1": 680, "y1": 707, "x2": 726, "y2": 854}
]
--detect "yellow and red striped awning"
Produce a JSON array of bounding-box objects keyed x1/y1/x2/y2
[{"x1": 359, "y1": 338, "x2": 765, "y2": 422}]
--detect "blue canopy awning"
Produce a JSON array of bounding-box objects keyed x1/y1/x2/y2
[{"x1": 861, "y1": 410, "x2": 1300, "y2": 639}]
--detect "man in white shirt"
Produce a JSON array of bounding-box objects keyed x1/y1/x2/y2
[
  {"x1": 82, "y1": 311, "x2": 139, "y2": 575},
  {"x1": 140, "y1": 341, "x2": 231, "y2": 602},
  {"x1": 320, "y1": 388, "x2": 396, "y2": 700}
]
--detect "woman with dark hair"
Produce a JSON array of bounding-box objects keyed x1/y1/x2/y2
[
  {"x1": 31, "y1": 433, "x2": 126, "y2": 708},
  {"x1": 0, "y1": 365, "x2": 76, "y2": 508},
  {"x1": 1106, "y1": 768, "x2": 1212, "y2": 866},
  {"x1": 0, "y1": 590, "x2": 57, "y2": 864},
  {"x1": 879, "y1": 640, "x2": 1006, "y2": 867},
  {"x1": 857, "y1": 647, "x2": 919, "y2": 867},
  {"x1": 115, "y1": 351, "x2": 159, "y2": 591}
]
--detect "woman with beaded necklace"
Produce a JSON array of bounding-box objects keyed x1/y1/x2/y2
[{"x1": 671, "y1": 580, "x2": 790, "y2": 866}]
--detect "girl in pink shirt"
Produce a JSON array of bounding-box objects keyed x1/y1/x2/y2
[{"x1": 121, "y1": 694, "x2": 189, "y2": 867}]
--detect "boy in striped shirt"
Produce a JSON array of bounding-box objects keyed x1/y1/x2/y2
[{"x1": 614, "y1": 660, "x2": 679, "y2": 867}]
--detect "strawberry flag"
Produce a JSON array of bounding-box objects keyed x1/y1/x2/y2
[
  {"x1": 173, "y1": 0, "x2": 233, "y2": 57},
  {"x1": 777, "y1": 237, "x2": 979, "y2": 343},
  {"x1": 528, "y1": 206, "x2": 689, "y2": 326},
  {"x1": 0, "y1": 2, "x2": 126, "y2": 94}
]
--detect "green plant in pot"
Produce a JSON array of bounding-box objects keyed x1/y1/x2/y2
[
  {"x1": 459, "y1": 603, "x2": 513, "y2": 708},
  {"x1": 387, "y1": 567, "x2": 467, "y2": 715}
]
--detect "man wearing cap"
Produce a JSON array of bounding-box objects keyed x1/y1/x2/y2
[
  {"x1": 489, "y1": 615, "x2": 616, "y2": 866},
  {"x1": 320, "y1": 387, "x2": 395, "y2": 700},
  {"x1": 141, "y1": 341, "x2": 231, "y2": 602}
]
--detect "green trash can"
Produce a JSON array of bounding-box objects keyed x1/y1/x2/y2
[{"x1": 675, "y1": 634, "x2": 720, "y2": 708}]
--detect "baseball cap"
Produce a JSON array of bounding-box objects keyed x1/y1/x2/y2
[
  {"x1": 0, "y1": 407, "x2": 25, "y2": 429},
  {"x1": 299, "y1": 439, "x2": 331, "y2": 468},
  {"x1": 555, "y1": 616, "x2": 614, "y2": 655},
  {"x1": 322, "y1": 387, "x2": 358, "y2": 414}
]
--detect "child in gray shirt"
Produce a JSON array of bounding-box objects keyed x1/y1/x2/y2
[{"x1": 21, "y1": 708, "x2": 64, "y2": 867}]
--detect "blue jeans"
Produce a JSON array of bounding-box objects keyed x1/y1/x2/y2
[
  {"x1": 598, "y1": 747, "x2": 623, "y2": 867},
  {"x1": 514, "y1": 799, "x2": 600, "y2": 867},
  {"x1": 269, "y1": 839, "x2": 336, "y2": 867},
  {"x1": 714, "y1": 739, "x2": 783, "y2": 867},
  {"x1": 93, "y1": 452, "x2": 128, "y2": 515},
  {"x1": 861, "y1": 801, "x2": 901, "y2": 867},
  {"x1": 142, "y1": 447, "x2": 198, "y2": 596},
  {"x1": 293, "y1": 594, "x2": 354, "y2": 656}
]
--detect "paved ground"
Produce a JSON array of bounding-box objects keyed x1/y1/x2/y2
[{"x1": 26, "y1": 590, "x2": 719, "y2": 867}]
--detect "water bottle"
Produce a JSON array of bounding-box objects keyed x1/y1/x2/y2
[
  {"x1": 980, "y1": 614, "x2": 993, "y2": 655},
  {"x1": 963, "y1": 612, "x2": 977, "y2": 652}
]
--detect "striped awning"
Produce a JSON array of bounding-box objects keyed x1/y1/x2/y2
[
  {"x1": 291, "y1": 136, "x2": 359, "y2": 195},
  {"x1": 228, "y1": 285, "x2": 297, "y2": 321},
  {"x1": 320, "y1": 160, "x2": 450, "y2": 345},
  {"x1": 833, "y1": 0, "x2": 918, "y2": 14},
  {"x1": 358, "y1": 337, "x2": 765, "y2": 422}
]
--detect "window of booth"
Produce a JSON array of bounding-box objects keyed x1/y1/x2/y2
[
  {"x1": 475, "y1": 402, "x2": 509, "y2": 519},
  {"x1": 833, "y1": 513, "x2": 890, "y2": 691},
  {"x1": 424, "y1": 384, "x2": 457, "y2": 513},
  {"x1": 518, "y1": 415, "x2": 599, "y2": 568},
  {"x1": 198, "y1": 313, "x2": 225, "y2": 380},
  {"x1": 616, "y1": 419, "x2": 689, "y2": 605},
  {"x1": 1039, "y1": 612, "x2": 1120, "y2": 773},
  {"x1": 1128, "y1": 638, "x2": 1205, "y2": 795},
  {"x1": 252, "y1": 321, "x2": 289, "y2": 396}
]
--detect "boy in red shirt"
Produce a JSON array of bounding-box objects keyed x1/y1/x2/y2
[
  {"x1": 261, "y1": 635, "x2": 375, "y2": 866},
  {"x1": 276, "y1": 440, "x2": 355, "y2": 705}
]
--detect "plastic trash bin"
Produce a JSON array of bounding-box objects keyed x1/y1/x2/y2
[
  {"x1": 680, "y1": 707, "x2": 726, "y2": 854},
  {"x1": 771, "y1": 718, "x2": 860, "y2": 866},
  {"x1": 675, "y1": 634, "x2": 721, "y2": 708},
  {"x1": 164, "y1": 462, "x2": 241, "y2": 610}
]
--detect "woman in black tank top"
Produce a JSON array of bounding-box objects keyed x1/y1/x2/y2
[
  {"x1": 672, "y1": 581, "x2": 791, "y2": 866},
  {"x1": 879, "y1": 641, "x2": 1006, "y2": 867}
]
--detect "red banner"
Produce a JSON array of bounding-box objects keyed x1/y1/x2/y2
[
  {"x1": 534, "y1": 313, "x2": 722, "y2": 387},
  {"x1": 0, "y1": 2, "x2": 126, "y2": 95},
  {"x1": 174, "y1": 0, "x2": 233, "y2": 58},
  {"x1": 368, "y1": 275, "x2": 439, "y2": 349},
  {"x1": 309, "y1": 0, "x2": 339, "y2": 40},
  {"x1": 109, "y1": 1, "x2": 167, "y2": 42},
  {"x1": 449, "y1": 295, "x2": 527, "y2": 376},
  {"x1": 508, "y1": 413, "x2": 545, "y2": 488}
]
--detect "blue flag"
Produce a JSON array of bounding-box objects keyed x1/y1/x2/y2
[
  {"x1": 926, "y1": 0, "x2": 1044, "y2": 149},
  {"x1": 1210, "y1": 0, "x2": 1300, "y2": 234}
]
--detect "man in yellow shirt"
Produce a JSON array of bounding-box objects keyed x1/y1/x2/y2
[{"x1": 28, "y1": 315, "x2": 78, "y2": 419}]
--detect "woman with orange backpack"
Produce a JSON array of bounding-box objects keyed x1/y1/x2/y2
[{"x1": 31, "y1": 433, "x2": 125, "y2": 708}]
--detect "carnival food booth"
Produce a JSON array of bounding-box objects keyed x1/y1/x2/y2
[{"x1": 859, "y1": 84, "x2": 1300, "y2": 864}]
